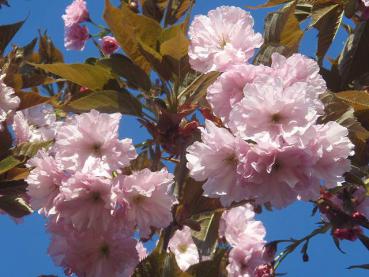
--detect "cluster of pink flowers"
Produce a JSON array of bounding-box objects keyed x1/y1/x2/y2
[
  {"x1": 63, "y1": 0, "x2": 90, "y2": 51},
  {"x1": 0, "y1": 74, "x2": 20, "y2": 131},
  {"x1": 24, "y1": 109, "x2": 176, "y2": 276},
  {"x1": 220, "y1": 205, "x2": 273, "y2": 277},
  {"x1": 187, "y1": 6, "x2": 354, "y2": 209}
]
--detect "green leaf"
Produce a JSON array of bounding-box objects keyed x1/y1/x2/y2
[
  {"x1": 0, "y1": 19, "x2": 25, "y2": 55},
  {"x1": 254, "y1": 1, "x2": 303, "y2": 65},
  {"x1": 178, "y1": 71, "x2": 221, "y2": 105},
  {"x1": 0, "y1": 156, "x2": 22, "y2": 175},
  {"x1": 133, "y1": 246, "x2": 188, "y2": 277},
  {"x1": 66, "y1": 90, "x2": 142, "y2": 116},
  {"x1": 309, "y1": 3, "x2": 344, "y2": 63},
  {"x1": 98, "y1": 54, "x2": 151, "y2": 92},
  {"x1": 13, "y1": 141, "x2": 53, "y2": 158},
  {"x1": 192, "y1": 211, "x2": 222, "y2": 257},
  {"x1": 29, "y1": 63, "x2": 113, "y2": 90},
  {"x1": 104, "y1": 0, "x2": 163, "y2": 73},
  {"x1": 185, "y1": 248, "x2": 228, "y2": 277},
  {"x1": 142, "y1": 0, "x2": 169, "y2": 22},
  {"x1": 164, "y1": 0, "x2": 193, "y2": 26}
]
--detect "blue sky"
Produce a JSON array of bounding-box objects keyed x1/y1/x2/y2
[{"x1": 0, "y1": 1, "x2": 367, "y2": 277}]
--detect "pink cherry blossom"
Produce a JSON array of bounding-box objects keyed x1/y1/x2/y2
[
  {"x1": 229, "y1": 77, "x2": 320, "y2": 139},
  {"x1": 186, "y1": 120, "x2": 250, "y2": 206},
  {"x1": 168, "y1": 226, "x2": 199, "y2": 271},
  {"x1": 62, "y1": 0, "x2": 89, "y2": 27},
  {"x1": 188, "y1": 6, "x2": 263, "y2": 73},
  {"x1": 0, "y1": 74, "x2": 19, "y2": 130},
  {"x1": 49, "y1": 229, "x2": 139, "y2": 277},
  {"x1": 13, "y1": 104, "x2": 57, "y2": 144},
  {"x1": 100, "y1": 36, "x2": 120, "y2": 56},
  {"x1": 301, "y1": 122, "x2": 354, "y2": 198},
  {"x1": 114, "y1": 168, "x2": 175, "y2": 238},
  {"x1": 56, "y1": 172, "x2": 116, "y2": 231},
  {"x1": 271, "y1": 53, "x2": 326, "y2": 112},
  {"x1": 55, "y1": 110, "x2": 137, "y2": 173},
  {"x1": 64, "y1": 24, "x2": 89, "y2": 51},
  {"x1": 26, "y1": 150, "x2": 66, "y2": 216},
  {"x1": 363, "y1": 0, "x2": 369, "y2": 7},
  {"x1": 227, "y1": 241, "x2": 269, "y2": 277},
  {"x1": 207, "y1": 64, "x2": 273, "y2": 122},
  {"x1": 219, "y1": 205, "x2": 266, "y2": 247}
]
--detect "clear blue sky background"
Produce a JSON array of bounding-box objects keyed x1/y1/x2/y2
[{"x1": 0, "y1": 1, "x2": 367, "y2": 277}]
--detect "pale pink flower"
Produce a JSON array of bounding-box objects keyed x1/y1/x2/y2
[
  {"x1": 237, "y1": 134, "x2": 315, "y2": 209},
  {"x1": 55, "y1": 110, "x2": 137, "y2": 173},
  {"x1": 64, "y1": 24, "x2": 89, "y2": 51},
  {"x1": 62, "y1": 0, "x2": 89, "y2": 27},
  {"x1": 186, "y1": 120, "x2": 250, "y2": 206},
  {"x1": 227, "y1": 241, "x2": 268, "y2": 277},
  {"x1": 49, "y1": 229, "x2": 139, "y2": 277},
  {"x1": 0, "y1": 74, "x2": 19, "y2": 130},
  {"x1": 362, "y1": 0, "x2": 369, "y2": 7},
  {"x1": 229, "y1": 77, "x2": 320, "y2": 139},
  {"x1": 26, "y1": 150, "x2": 66, "y2": 216},
  {"x1": 207, "y1": 64, "x2": 272, "y2": 122},
  {"x1": 57, "y1": 172, "x2": 116, "y2": 231},
  {"x1": 271, "y1": 53, "x2": 327, "y2": 102},
  {"x1": 115, "y1": 168, "x2": 175, "y2": 238},
  {"x1": 136, "y1": 241, "x2": 148, "y2": 261},
  {"x1": 168, "y1": 226, "x2": 199, "y2": 271},
  {"x1": 100, "y1": 36, "x2": 120, "y2": 56},
  {"x1": 13, "y1": 104, "x2": 56, "y2": 144},
  {"x1": 188, "y1": 6, "x2": 263, "y2": 73},
  {"x1": 307, "y1": 122, "x2": 354, "y2": 194},
  {"x1": 219, "y1": 205, "x2": 266, "y2": 247}
]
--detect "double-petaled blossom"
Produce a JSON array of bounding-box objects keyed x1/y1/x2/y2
[
  {"x1": 64, "y1": 23, "x2": 89, "y2": 51},
  {"x1": 188, "y1": 6, "x2": 263, "y2": 73},
  {"x1": 13, "y1": 104, "x2": 57, "y2": 144},
  {"x1": 26, "y1": 151, "x2": 67, "y2": 216},
  {"x1": 186, "y1": 120, "x2": 250, "y2": 206},
  {"x1": 114, "y1": 168, "x2": 176, "y2": 238},
  {"x1": 219, "y1": 205, "x2": 266, "y2": 247},
  {"x1": 62, "y1": 0, "x2": 89, "y2": 27},
  {"x1": 228, "y1": 76, "x2": 320, "y2": 140},
  {"x1": 168, "y1": 226, "x2": 199, "y2": 271},
  {"x1": 0, "y1": 74, "x2": 19, "y2": 130},
  {"x1": 48, "y1": 228, "x2": 139, "y2": 277},
  {"x1": 55, "y1": 110, "x2": 137, "y2": 173},
  {"x1": 56, "y1": 173, "x2": 116, "y2": 232},
  {"x1": 206, "y1": 64, "x2": 272, "y2": 122}
]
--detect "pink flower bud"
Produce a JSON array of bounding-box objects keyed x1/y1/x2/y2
[{"x1": 100, "y1": 36, "x2": 120, "y2": 56}]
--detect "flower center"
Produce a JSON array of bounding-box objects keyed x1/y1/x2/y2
[
  {"x1": 219, "y1": 36, "x2": 228, "y2": 49},
  {"x1": 271, "y1": 113, "x2": 283, "y2": 123},
  {"x1": 224, "y1": 154, "x2": 238, "y2": 166},
  {"x1": 178, "y1": 244, "x2": 188, "y2": 253},
  {"x1": 91, "y1": 191, "x2": 102, "y2": 203},
  {"x1": 100, "y1": 244, "x2": 110, "y2": 257},
  {"x1": 272, "y1": 160, "x2": 282, "y2": 172},
  {"x1": 132, "y1": 195, "x2": 146, "y2": 205},
  {"x1": 91, "y1": 143, "x2": 102, "y2": 157}
]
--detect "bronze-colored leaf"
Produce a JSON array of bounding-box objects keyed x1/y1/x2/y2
[
  {"x1": 141, "y1": 0, "x2": 169, "y2": 22},
  {"x1": 254, "y1": 1, "x2": 303, "y2": 65},
  {"x1": 66, "y1": 90, "x2": 143, "y2": 116},
  {"x1": 164, "y1": 0, "x2": 193, "y2": 26},
  {"x1": 29, "y1": 63, "x2": 113, "y2": 90},
  {"x1": 0, "y1": 19, "x2": 25, "y2": 55},
  {"x1": 185, "y1": 248, "x2": 228, "y2": 277},
  {"x1": 0, "y1": 195, "x2": 32, "y2": 218},
  {"x1": 16, "y1": 91, "x2": 49, "y2": 110},
  {"x1": 104, "y1": 0, "x2": 163, "y2": 73},
  {"x1": 246, "y1": 0, "x2": 292, "y2": 9},
  {"x1": 336, "y1": 90, "x2": 369, "y2": 112},
  {"x1": 309, "y1": 3, "x2": 344, "y2": 63}
]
